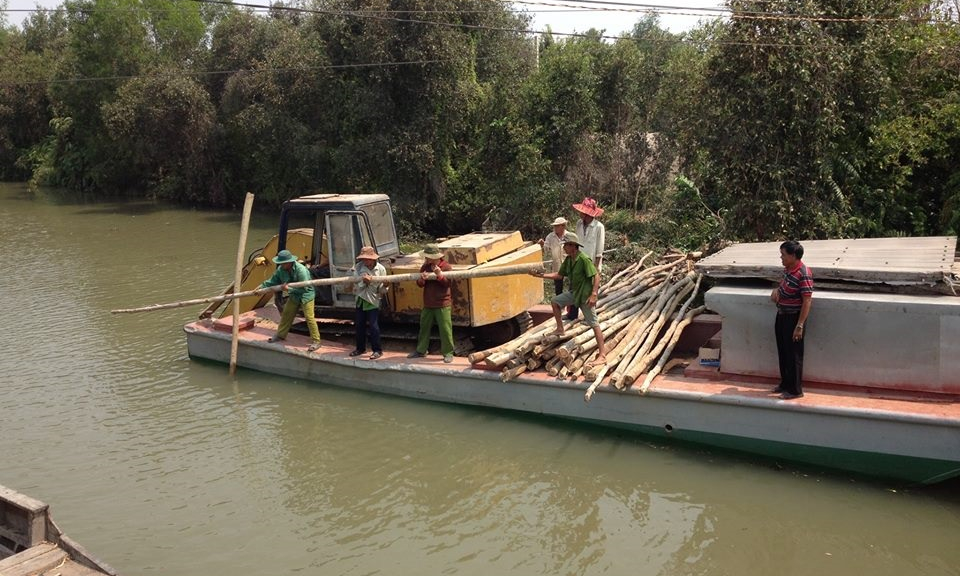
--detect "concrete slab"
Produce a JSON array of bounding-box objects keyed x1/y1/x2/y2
[{"x1": 706, "y1": 284, "x2": 960, "y2": 394}]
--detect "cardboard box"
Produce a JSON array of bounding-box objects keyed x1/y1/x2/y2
[{"x1": 698, "y1": 346, "x2": 720, "y2": 367}]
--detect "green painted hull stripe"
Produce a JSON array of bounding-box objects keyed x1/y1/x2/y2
[{"x1": 569, "y1": 417, "x2": 960, "y2": 485}]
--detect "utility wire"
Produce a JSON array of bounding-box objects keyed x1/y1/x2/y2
[
  {"x1": 516, "y1": 0, "x2": 954, "y2": 24},
  {"x1": 4, "y1": 0, "x2": 954, "y2": 27},
  {"x1": 2, "y1": 0, "x2": 953, "y2": 87}
]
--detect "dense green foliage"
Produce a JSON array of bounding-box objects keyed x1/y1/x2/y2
[{"x1": 1, "y1": 0, "x2": 958, "y2": 248}]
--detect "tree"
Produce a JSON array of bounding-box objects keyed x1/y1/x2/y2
[
  {"x1": 0, "y1": 10, "x2": 67, "y2": 179},
  {"x1": 102, "y1": 72, "x2": 216, "y2": 201},
  {"x1": 688, "y1": 0, "x2": 917, "y2": 240}
]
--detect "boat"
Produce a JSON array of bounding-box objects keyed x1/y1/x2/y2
[
  {"x1": 184, "y1": 236, "x2": 960, "y2": 485},
  {"x1": 0, "y1": 484, "x2": 119, "y2": 576}
]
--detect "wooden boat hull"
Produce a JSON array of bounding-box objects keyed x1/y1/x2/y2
[{"x1": 184, "y1": 315, "x2": 960, "y2": 485}]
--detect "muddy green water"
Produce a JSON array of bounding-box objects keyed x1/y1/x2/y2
[{"x1": 1, "y1": 183, "x2": 958, "y2": 576}]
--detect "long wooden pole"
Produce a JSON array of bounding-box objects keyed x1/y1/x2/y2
[
  {"x1": 229, "y1": 193, "x2": 255, "y2": 376},
  {"x1": 111, "y1": 261, "x2": 546, "y2": 314}
]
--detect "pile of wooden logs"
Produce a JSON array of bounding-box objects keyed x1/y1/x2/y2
[{"x1": 469, "y1": 251, "x2": 705, "y2": 399}]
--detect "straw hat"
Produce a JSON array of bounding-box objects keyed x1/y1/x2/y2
[
  {"x1": 572, "y1": 196, "x2": 604, "y2": 218},
  {"x1": 356, "y1": 246, "x2": 380, "y2": 261},
  {"x1": 422, "y1": 244, "x2": 444, "y2": 259},
  {"x1": 272, "y1": 249, "x2": 298, "y2": 264},
  {"x1": 562, "y1": 232, "x2": 583, "y2": 247},
  {"x1": 551, "y1": 216, "x2": 568, "y2": 226}
]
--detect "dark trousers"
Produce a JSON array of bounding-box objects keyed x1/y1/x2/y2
[
  {"x1": 553, "y1": 278, "x2": 564, "y2": 297},
  {"x1": 355, "y1": 305, "x2": 382, "y2": 353},
  {"x1": 774, "y1": 312, "x2": 804, "y2": 395},
  {"x1": 553, "y1": 278, "x2": 578, "y2": 320}
]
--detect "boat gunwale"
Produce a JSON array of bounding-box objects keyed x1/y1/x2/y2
[{"x1": 183, "y1": 316, "x2": 960, "y2": 429}]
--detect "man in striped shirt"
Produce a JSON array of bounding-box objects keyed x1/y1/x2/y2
[{"x1": 769, "y1": 240, "x2": 813, "y2": 399}]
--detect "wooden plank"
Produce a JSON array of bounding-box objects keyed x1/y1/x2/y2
[
  {"x1": 0, "y1": 487, "x2": 46, "y2": 514},
  {"x1": 0, "y1": 542, "x2": 58, "y2": 569},
  {"x1": 0, "y1": 545, "x2": 67, "y2": 576},
  {"x1": 58, "y1": 559, "x2": 107, "y2": 576}
]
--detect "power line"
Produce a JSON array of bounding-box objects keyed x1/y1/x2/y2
[
  {"x1": 4, "y1": 0, "x2": 953, "y2": 30},
  {"x1": 516, "y1": 0, "x2": 955, "y2": 24},
  {"x1": 1, "y1": 0, "x2": 952, "y2": 88},
  {"x1": 177, "y1": 0, "x2": 952, "y2": 43}
]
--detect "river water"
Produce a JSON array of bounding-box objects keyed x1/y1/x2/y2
[{"x1": 1, "y1": 182, "x2": 958, "y2": 576}]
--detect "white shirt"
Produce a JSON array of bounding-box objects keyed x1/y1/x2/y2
[
  {"x1": 576, "y1": 219, "x2": 605, "y2": 269},
  {"x1": 543, "y1": 231, "x2": 565, "y2": 272}
]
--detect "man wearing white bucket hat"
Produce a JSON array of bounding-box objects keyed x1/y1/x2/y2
[{"x1": 537, "y1": 216, "x2": 568, "y2": 296}]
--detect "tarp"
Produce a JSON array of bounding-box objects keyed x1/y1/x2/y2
[{"x1": 695, "y1": 236, "x2": 958, "y2": 288}]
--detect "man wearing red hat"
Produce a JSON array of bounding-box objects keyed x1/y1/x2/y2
[{"x1": 569, "y1": 196, "x2": 605, "y2": 320}]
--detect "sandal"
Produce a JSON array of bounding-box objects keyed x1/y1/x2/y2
[
  {"x1": 307, "y1": 342, "x2": 322, "y2": 352},
  {"x1": 349, "y1": 349, "x2": 364, "y2": 357},
  {"x1": 369, "y1": 351, "x2": 383, "y2": 360}
]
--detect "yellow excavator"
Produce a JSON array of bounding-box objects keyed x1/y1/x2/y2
[{"x1": 201, "y1": 193, "x2": 544, "y2": 346}]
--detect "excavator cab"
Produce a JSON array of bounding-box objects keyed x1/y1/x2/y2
[{"x1": 208, "y1": 192, "x2": 543, "y2": 346}]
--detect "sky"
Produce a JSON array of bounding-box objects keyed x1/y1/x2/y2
[
  {"x1": 4, "y1": 0, "x2": 726, "y2": 34},
  {"x1": 521, "y1": 0, "x2": 726, "y2": 36}
]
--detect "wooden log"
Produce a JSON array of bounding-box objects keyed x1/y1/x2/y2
[
  {"x1": 608, "y1": 277, "x2": 681, "y2": 386},
  {"x1": 584, "y1": 364, "x2": 611, "y2": 399},
  {"x1": 500, "y1": 363, "x2": 528, "y2": 382},
  {"x1": 619, "y1": 274, "x2": 696, "y2": 386},
  {"x1": 600, "y1": 256, "x2": 648, "y2": 295},
  {"x1": 639, "y1": 305, "x2": 706, "y2": 393},
  {"x1": 470, "y1": 319, "x2": 557, "y2": 363},
  {"x1": 229, "y1": 192, "x2": 255, "y2": 376},
  {"x1": 572, "y1": 299, "x2": 650, "y2": 353},
  {"x1": 546, "y1": 356, "x2": 564, "y2": 376},
  {"x1": 568, "y1": 352, "x2": 592, "y2": 377},
  {"x1": 623, "y1": 280, "x2": 697, "y2": 381},
  {"x1": 112, "y1": 262, "x2": 546, "y2": 314},
  {"x1": 484, "y1": 350, "x2": 518, "y2": 368},
  {"x1": 625, "y1": 273, "x2": 703, "y2": 385},
  {"x1": 505, "y1": 358, "x2": 524, "y2": 369}
]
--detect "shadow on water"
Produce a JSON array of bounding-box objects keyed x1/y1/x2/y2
[
  {"x1": 5, "y1": 183, "x2": 277, "y2": 229},
  {"x1": 912, "y1": 476, "x2": 960, "y2": 503},
  {"x1": 8, "y1": 184, "x2": 155, "y2": 211}
]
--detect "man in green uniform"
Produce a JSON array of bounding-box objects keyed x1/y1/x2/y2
[
  {"x1": 408, "y1": 243, "x2": 455, "y2": 363},
  {"x1": 258, "y1": 249, "x2": 322, "y2": 352},
  {"x1": 532, "y1": 232, "x2": 606, "y2": 367}
]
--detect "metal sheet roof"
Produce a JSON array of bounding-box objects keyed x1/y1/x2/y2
[{"x1": 695, "y1": 236, "x2": 957, "y2": 285}]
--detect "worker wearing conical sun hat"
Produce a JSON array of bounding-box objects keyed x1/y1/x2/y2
[
  {"x1": 259, "y1": 249, "x2": 322, "y2": 352},
  {"x1": 570, "y1": 196, "x2": 605, "y2": 321},
  {"x1": 572, "y1": 196, "x2": 605, "y2": 271}
]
